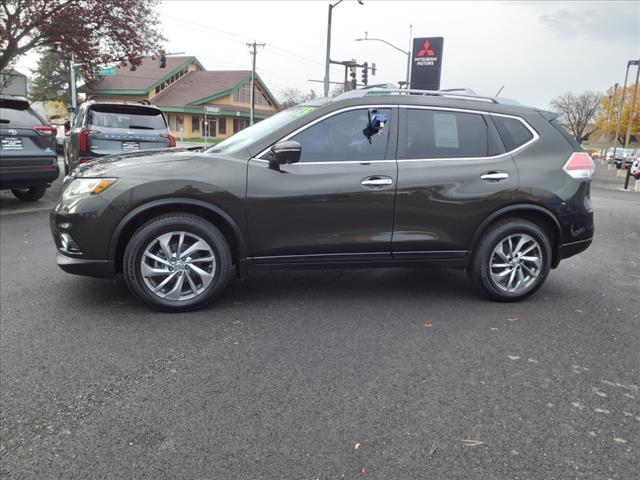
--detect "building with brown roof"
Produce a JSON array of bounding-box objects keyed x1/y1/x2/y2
[{"x1": 82, "y1": 56, "x2": 279, "y2": 140}]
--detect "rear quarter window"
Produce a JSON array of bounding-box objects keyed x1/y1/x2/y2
[{"x1": 492, "y1": 115, "x2": 534, "y2": 152}]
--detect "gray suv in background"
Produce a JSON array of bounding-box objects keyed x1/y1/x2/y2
[
  {"x1": 0, "y1": 95, "x2": 59, "y2": 201},
  {"x1": 64, "y1": 100, "x2": 175, "y2": 174}
]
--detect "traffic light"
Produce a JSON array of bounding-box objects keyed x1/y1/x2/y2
[
  {"x1": 361, "y1": 62, "x2": 368, "y2": 86},
  {"x1": 349, "y1": 64, "x2": 357, "y2": 90},
  {"x1": 371, "y1": 62, "x2": 376, "y2": 76},
  {"x1": 159, "y1": 51, "x2": 166, "y2": 68}
]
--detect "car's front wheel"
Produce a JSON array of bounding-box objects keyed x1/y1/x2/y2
[
  {"x1": 123, "y1": 213, "x2": 232, "y2": 312},
  {"x1": 11, "y1": 185, "x2": 47, "y2": 201},
  {"x1": 469, "y1": 219, "x2": 552, "y2": 302}
]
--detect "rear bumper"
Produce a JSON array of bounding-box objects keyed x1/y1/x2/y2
[
  {"x1": 0, "y1": 160, "x2": 59, "y2": 189},
  {"x1": 56, "y1": 253, "x2": 115, "y2": 278},
  {"x1": 558, "y1": 237, "x2": 592, "y2": 261}
]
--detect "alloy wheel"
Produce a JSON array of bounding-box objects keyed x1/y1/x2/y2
[
  {"x1": 489, "y1": 233, "x2": 542, "y2": 294},
  {"x1": 141, "y1": 231, "x2": 216, "y2": 301}
]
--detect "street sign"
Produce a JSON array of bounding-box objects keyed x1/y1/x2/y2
[
  {"x1": 97, "y1": 67, "x2": 116, "y2": 76},
  {"x1": 205, "y1": 106, "x2": 221, "y2": 114},
  {"x1": 410, "y1": 37, "x2": 444, "y2": 90}
]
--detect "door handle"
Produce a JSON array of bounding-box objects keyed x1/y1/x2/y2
[
  {"x1": 361, "y1": 176, "x2": 393, "y2": 188},
  {"x1": 480, "y1": 171, "x2": 509, "y2": 181}
]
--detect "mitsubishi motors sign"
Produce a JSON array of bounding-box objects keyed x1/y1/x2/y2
[{"x1": 410, "y1": 37, "x2": 444, "y2": 90}]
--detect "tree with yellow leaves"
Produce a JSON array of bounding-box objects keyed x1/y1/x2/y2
[{"x1": 595, "y1": 83, "x2": 640, "y2": 145}]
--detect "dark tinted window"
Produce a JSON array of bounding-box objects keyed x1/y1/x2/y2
[
  {"x1": 87, "y1": 106, "x2": 167, "y2": 130},
  {"x1": 0, "y1": 99, "x2": 43, "y2": 127},
  {"x1": 493, "y1": 116, "x2": 534, "y2": 151},
  {"x1": 405, "y1": 109, "x2": 488, "y2": 159},
  {"x1": 292, "y1": 108, "x2": 391, "y2": 162}
]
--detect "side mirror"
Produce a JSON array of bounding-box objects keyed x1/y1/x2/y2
[
  {"x1": 270, "y1": 140, "x2": 301, "y2": 165},
  {"x1": 63, "y1": 120, "x2": 71, "y2": 133}
]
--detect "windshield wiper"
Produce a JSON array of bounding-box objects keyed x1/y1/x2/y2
[{"x1": 128, "y1": 125, "x2": 154, "y2": 130}]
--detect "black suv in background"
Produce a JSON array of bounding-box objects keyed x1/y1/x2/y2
[
  {"x1": 64, "y1": 100, "x2": 175, "y2": 174},
  {"x1": 0, "y1": 95, "x2": 59, "y2": 201},
  {"x1": 51, "y1": 89, "x2": 595, "y2": 311}
]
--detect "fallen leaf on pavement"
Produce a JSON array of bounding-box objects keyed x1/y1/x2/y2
[{"x1": 462, "y1": 439, "x2": 484, "y2": 447}]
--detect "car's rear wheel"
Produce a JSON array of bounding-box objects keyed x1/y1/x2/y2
[
  {"x1": 11, "y1": 185, "x2": 47, "y2": 201},
  {"x1": 469, "y1": 218, "x2": 552, "y2": 302},
  {"x1": 123, "y1": 213, "x2": 232, "y2": 312}
]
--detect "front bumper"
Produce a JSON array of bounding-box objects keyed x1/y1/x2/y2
[{"x1": 56, "y1": 253, "x2": 115, "y2": 278}]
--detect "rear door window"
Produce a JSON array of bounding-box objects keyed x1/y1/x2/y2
[
  {"x1": 87, "y1": 106, "x2": 167, "y2": 130},
  {"x1": 493, "y1": 116, "x2": 534, "y2": 151},
  {"x1": 405, "y1": 109, "x2": 489, "y2": 159}
]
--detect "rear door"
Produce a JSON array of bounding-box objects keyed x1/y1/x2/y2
[
  {"x1": 84, "y1": 105, "x2": 171, "y2": 158},
  {"x1": 246, "y1": 106, "x2": 398, "y2": 262},
  {"x1": 392, "y1": 107, "x2": 522, "y2": 259},
  {"x1": 0, "y1": 98, "x2": 56, "y2": 168}
]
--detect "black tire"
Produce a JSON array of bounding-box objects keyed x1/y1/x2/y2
[
  {"x1": 469, "y1": 218, "x2": 552, "y2": 302},
  {"x1": 11, "y1": 185, "x2": 47, "y2": 201},
  {"x1": 123, "y1": 213, "x2": 232, "y2": 312}
]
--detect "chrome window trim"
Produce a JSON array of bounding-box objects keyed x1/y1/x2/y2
[
  {"x1": 251, "y1": 159, "x2": 395, "y2": 165},
  {"x1": 253, "y1": 104, "x2": 539, "y2": 164}
]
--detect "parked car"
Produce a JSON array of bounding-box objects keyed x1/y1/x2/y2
[
  {"x1": 51, "y1": 88, "x2": 595, "y2": 311},
  {"x1": 0, "y1": 95, "x2": 59, "y2": 201},
  {"x1": 52, "y1": 123, "x2": 66, "y2": 154},
  {"x1": 64, "y1": 100, "x2": 175, "y2": 174},
  {"x1": 630, "y1": 158, "x2": 640, "y2": 180},
  {"x1": 613, "y1": 148, "x2": 635, "y2": 169}
]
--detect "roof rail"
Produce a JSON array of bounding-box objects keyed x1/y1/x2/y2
[
  {"x1": 85, "y1": 96, "x2": 153, "y2": 106},
  {"x1": 335, "y1": 87, "x2": 520, "y2": 105}
]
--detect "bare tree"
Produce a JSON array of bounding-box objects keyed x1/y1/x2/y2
[
  {"x1": 280, "y1": 88, "x2": 317, "y2": 109},
  {"x1": 550, "y1": 91, "x2": 602, "y2": 144}
]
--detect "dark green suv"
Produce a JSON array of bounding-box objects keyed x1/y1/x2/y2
[{"x1": 51, "y1": 89, "x2": 595, "y2": 311}]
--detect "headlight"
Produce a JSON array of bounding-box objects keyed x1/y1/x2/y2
[{"x1": 62, "y1": 178, "x2": 117, "y2": 201}]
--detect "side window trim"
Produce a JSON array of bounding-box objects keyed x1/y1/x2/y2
[{"x1": 255, "y1": 105, "x2": 398, "y2": 163}]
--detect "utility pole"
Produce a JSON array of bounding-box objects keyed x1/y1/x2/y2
[
  {"x1": 70, "y1": 53, "x2": 78, "y2": 112},
  {"x1": 623, "y1": 59, "x2": 640, "y2": 190},
  {"x1": 611, "y1": 62, "x2": 633, "y2": 166},
  {"x1": 602, "y1": 82, "x2": 619, "y2": 158},
  {"x1": 247, "y1": 41, "x2": 265, "y2": 125}
]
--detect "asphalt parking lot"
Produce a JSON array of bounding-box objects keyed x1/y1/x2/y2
[{"x1": 1, "y1": 163, "x2": 638, "y2": 479}]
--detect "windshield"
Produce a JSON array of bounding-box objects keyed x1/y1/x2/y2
[{"x1": 208, "y1": 105, "x2": 317, "y2": 154}]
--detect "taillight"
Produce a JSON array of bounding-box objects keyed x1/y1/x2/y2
[
  {"x1": 78, "y1": 129, "x2": 100, "y2": 153},
  {"x1": 563, "y1": 152, "x2": 595, "y2": 179},
  {"x1": 161, "y1": 133, "x2": 176, "y2": 147},
  {"x1": 33, "y1": 125, "x2": 57, "y2": 136}
]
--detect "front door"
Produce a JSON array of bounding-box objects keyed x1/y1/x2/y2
[
  {"x1": 392, "y1": 107, "x2": 521, "y2": 259},
  {"x1": 246, "y1": 107, "x2": 398, "y2": 264}
]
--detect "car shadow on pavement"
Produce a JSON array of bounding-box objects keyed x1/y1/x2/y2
[{"x1": 57, "y1": 267, "x2": 479, "y2": 317}]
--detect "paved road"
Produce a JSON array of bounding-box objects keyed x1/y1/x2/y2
[{"x1": 1, "y1": 183, "x2": 639, "y2": 479}]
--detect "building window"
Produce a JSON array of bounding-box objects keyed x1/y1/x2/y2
[
  {"x1": 233, "y1": 118, "x2": 250, "y2": 134},
  {"x1": 233, "y1": 83, "x2": 272, "y2": 107},
  {"x1": 191, "y1": 115, "x2": 200, "y2": 133},
  {"x1": 176, "y1": 115, "x2": 184, "y2": 132},
  {"x1": 218, "y1": 117, "x2": 226, "y2": 135}
]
